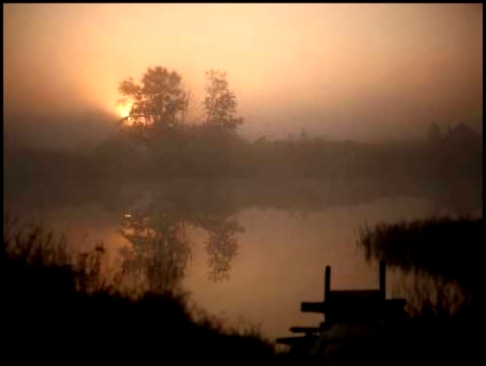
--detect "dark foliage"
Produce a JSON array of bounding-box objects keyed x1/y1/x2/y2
[{"x1": 2, "y1": 218, "x2": 291, "y2": 364}]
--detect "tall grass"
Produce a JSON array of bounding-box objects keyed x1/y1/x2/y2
[
  {"x1": 2, "y1": 215, "x2": 291, "y2": 363},
  {"x1": 356, "y1": 215, "x2": 481, "y2": 316}
]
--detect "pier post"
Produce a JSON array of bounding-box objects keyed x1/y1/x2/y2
[{"x1": 379, "y1": 260, "x2": 386, "y2": 300}]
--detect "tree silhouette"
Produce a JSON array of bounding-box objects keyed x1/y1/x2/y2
[
  {"x1": 203, "y1": 70, "x2": 243, "y2": 133},
  {"x1": 118, "y1": 66, "x2": 190, "y2": 141}
]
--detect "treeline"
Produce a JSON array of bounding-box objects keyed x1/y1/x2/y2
[
  {"x1": 4, "y1": 64, "x2": 481, "y2": 184},
  {"x1": 5, "y1": 125, "x2": 482, "y2": 182},
  {"x1": 106, "y1": 65, "x2": 482, "y2": 182}
]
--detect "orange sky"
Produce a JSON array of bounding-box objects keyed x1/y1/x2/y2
[{"x1": 3, "y1": 3, "x2": 483, "y2": 143}]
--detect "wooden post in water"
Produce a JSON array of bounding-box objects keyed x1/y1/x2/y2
[
  {"x1": 324, "y1": 265, "x2": 331, "y2": 322},
  {"x1": 379, "y1": 260, "x2": 386, "y2": 300},
  {"x1": 324, "y1": 266, "x2": 331, "y2": 300}
]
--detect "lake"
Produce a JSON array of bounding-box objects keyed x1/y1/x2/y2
[{"x1": 4, "y1": 178, "x2": 481, "y2": 340}]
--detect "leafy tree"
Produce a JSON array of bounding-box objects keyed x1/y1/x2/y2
[
  {"x1": 203, "y1": 70, "x2": 243, "y2": 132},
  {"x1": 118, "y1": 66, "x2": 191, "y2": 140}
]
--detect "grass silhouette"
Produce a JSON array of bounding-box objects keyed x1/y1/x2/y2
[
  {"x1": 357, "y1": 215, "x2": 482, "y2": 309},
  {"x1": 3, "y1": 215, "x2": 481, "y2": 364},
  {"x1": 2, "y1": 216, "x2": 293, "y2": 363},
  {"x1": 340, "y1": 215, "x2": 482, "y2": 365}
]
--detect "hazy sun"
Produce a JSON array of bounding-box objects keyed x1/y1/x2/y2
[
  {"x1": 115, "y1": 97, "x2": 135, "y2": 120},
  {"x1": 117, "y1": 102, "x2": 133, "y2": 118}
]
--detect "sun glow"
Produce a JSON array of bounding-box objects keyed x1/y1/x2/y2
[
  {"x1": 116, "y1": 99, "x2": 134, "y2": 119},
  {"x1": 115, "y1": 100, "x2": 135, "y2": 125},
  {"x1": 118, "y1": 104, "x2": 133, "y2": 118}
]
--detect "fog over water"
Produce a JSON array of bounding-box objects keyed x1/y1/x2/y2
[
  {"x1": 3, "y1": 4, "x2": 482, "y2": 342},
  {"x1": 4, "y1": 3, "x2": 482, "y2": 148}
]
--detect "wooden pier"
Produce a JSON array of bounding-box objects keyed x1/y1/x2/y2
[{"x1": 277, "y1": 261, "x2": 407, "y2": 357}]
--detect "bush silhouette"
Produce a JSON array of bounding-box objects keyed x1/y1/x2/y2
[{"x1": 2, "y1": 217, "x2": 289, "y2": 363}]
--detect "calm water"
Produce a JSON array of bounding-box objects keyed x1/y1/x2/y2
[{"x1": 4, "y1": 178, "x2": 480, "y2": 340}]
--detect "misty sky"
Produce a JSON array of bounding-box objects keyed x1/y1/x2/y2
[{"x1": 3, "y1": 3, "x2": 483, "y2": 148}]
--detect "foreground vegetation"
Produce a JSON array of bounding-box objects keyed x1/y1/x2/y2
[
  {"x1": 3, "y1": 214, "x2": 482, "y2": 364},
  {"x1": 314, "y1": 215, "x2": 482, "y2": 364},
  {"x1": 357, "y1": 215, "x2": 482, "y2": 311},
  {"x1": 2, "y1": 217, "x2": 291, "y2": 363}
]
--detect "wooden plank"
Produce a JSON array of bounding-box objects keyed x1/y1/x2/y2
[
  {"x1": 325, "y1": 300, "x2": 407, "y2": 323},
  {"x1": 301, "y1": 299, "x2": 407, "y2": 315},
  {"x1": 290, "y1": 326, "x2": 322, "y2": 334},
  {"x1": 328, "y1": 290, "x2": 382, "y2": 302},
  {"x1": 326, "y1": 298, "x2": 406, "y2": 313},
  {"x1": 301, "y1": 302, "x2": 325, "y2": 313},
  {"x1": 325, "y1": 310, "x2": 405, "y2": 323},
  {"x1": 276, "y1": 336, "x2": 317, "y2": 346}
]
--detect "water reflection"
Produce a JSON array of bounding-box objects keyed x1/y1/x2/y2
[
  {"x1": 118, "y1": 190, "x2": 246, "y2": 291},
  {"x1": 203, "y1": 216, "x2": 244, "y2": 281},
  {"x1": 3, "y1": 176, "x2": 482, "y2": 339},
  {"x1": 119, "y1": 210, "x2": 192, "y2": 293}
]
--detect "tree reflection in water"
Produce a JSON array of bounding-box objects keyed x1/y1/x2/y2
[
  {"x1": 202, "y1": 217, "x2": 244, "y2": 282},
  {"x1": 118, "y1": 203, "x2": 244, "y2": 291},
  {"x1": 119, "y1": 211, "x2": 192, "y2": 293}
]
